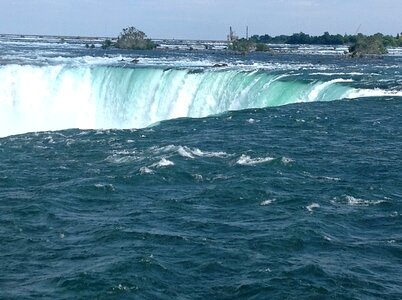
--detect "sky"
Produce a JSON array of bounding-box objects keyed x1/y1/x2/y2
[{"x1": 0, "y1": 0, "x2": 401, "y2": 40}]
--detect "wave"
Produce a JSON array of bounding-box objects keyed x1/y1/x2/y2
[
  {"x1": 150, "y1": 145, "x2": 228, "y2": 159},
  {"x1": 236, "y1": 154, "x2": 275, "y2": 166},
  {"x1": 0, "y1": 64, "x2": 399, "y2": 137}
]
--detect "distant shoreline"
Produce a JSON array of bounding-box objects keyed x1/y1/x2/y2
[
  {"x1": 2, "y1": 32, "x2": 401, "y2": 47},
  {"x1": 1, "y1": 32, "x2": 401, "y2": 51},
  {"x1": 0, "y1": 33, "x2": 226, "y2": 43}
]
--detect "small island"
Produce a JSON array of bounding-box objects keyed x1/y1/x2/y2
[
  {"x1": 229, "y1": 38, "x2": 271, "y2": 54},
  {"x1": 348, "y1": 34, "x2": 388, "y2": 57},
  {"x1": 102, "y1": 26, "x2": 155, "y2": 50}
]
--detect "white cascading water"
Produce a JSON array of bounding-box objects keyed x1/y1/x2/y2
[
  {"x1": 1, "y1": 64, "x2": 396, "y2": 137},
  {"x1": 0, "y1": 65, "x2": 95, "y2": 137}
]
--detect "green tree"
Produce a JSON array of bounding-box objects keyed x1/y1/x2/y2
[
  {"x1": 230, "y1": 38, "x2": 256, "y2": 53},
  {"x1": 255, "y1": 43, "x2": 271, "y2": 52},
  {"x1": 116, "y1": 27, "x2": 155, "y2": 50},
  {"x1": 288, "y1": 32, "x2": 311, "y2": 44},
  {"x1": 349, "y1": 35, "x2": 388, "y2": 57}
]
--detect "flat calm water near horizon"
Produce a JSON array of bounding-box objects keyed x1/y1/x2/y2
[{"x1": 0, "y1": 36, "x2": 401, "y2": 299}]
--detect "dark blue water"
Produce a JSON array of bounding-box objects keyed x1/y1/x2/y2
[
  {"x1": 1, "y1": 35, "x2": 402, "y2": 298},
  {"x1": 1, "y1": 97, "x2": 401, "y2": 299}
]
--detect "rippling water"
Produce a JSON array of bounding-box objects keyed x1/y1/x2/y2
[{"x1": 0, "y1": 36, "x2": 401, "y2": 299}]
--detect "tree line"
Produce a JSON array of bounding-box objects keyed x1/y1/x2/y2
[{"x1": 249, "y1": 32, "x2": 402, "y2": 47}]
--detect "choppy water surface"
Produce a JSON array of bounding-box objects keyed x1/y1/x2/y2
[{"x1": 0, "y1": 36, "x2": 401, "y2": 299}]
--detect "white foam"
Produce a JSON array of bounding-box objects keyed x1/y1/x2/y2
[
  {"x1": 139, "y1": 166, "x2": 154, "y2": 174},
  {"x1": 153, "y1": 145, "x2": 228, "y2": 159},
  {"x1": 190, "y1": 147, "x2": 228, "y2": 158},
  {"x1": 310, "y1": 72, "x2": 365, "y2": 76},
  {"x1": 193, "y1": 174, "x2": 203, "y2": 181},
  {"x1": 94, "y1": 183, "x2": 115, "y2": 191},
  {"x1": 345, "y1": 195, "x2": 386, "y2": 206},
  {"x1": 150, "y1": 158, "x2": 174, "y2": 168},
  {"x1": 260, "y1": 199, "x2": 275, "y2": 206},
  {"x1": 281, "y1": 157, "x2": 294, "y2": 165},
  {"x1": 116, "y1": 284, "x2": 129, "y2": 291},
  {"x1": 177, "y1": 146, "x2": 195, "y2": 158},
  {"x1": 343, "y1": 88, "x2": 402, "y2": 99},
  {"x1": 150, "y1": 145, "x2": 176, "y2": 154},
  {"x1": 105, "y1": 155, "x2": 139, "y2": 164},
  {"x1": 321, "y1": 176, "x2": 341, "y2": 181},
  {"x1": 306, "y1": 203, "x2": 320, "y2": 212},
  {"x1": 237, "y1": 154, "x2": 274, "y2": 166}
]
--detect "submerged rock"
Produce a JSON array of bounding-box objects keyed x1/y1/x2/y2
[{"x1": 212, "y1": 63, "x2": 228, "y2": 67}]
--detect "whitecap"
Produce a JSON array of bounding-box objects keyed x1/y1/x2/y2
[
  {"x1": 306, "y1": 203, "x2": 320, "y2": 212},
  {"x1": 177, "y1": 146, "x2": 195, "y2": 158},
  {"x1": 105, "y1": 155, "x2": 139, "y2": 164},
  {"x1": 345, "y1": 195, "x2": 386, "y2": 206},
  {"x1": 139, "y1": 166, "x2": 154, "y2": 175},
  {"x1": 321, "y1": 176, "x2": 341, "y2": 181},
  {"x1": 260, "y1": 199, "x2": 275, "y2": 206},
  {"x1": 94, "y1": 183, "x2": 115, "y2": 191},
  {"x1": 281, "y1": 157, "x2": 294, "y2": 165},
  {"x1": 236, "y1": 154, "x2": 274, "y2": 166},
  {"x1": 153, "y1": 145, "x2": 228, "y2": 159},
  {"x1": 34, "y1": 145, "x2": 48, "y2": 149},
  {"x1": 45, "y1": 136, "x2": 56, "y2": 144},
  {"x1": 112, "y1": 150, "x2": 131, "y2": 155},
  {"x1": 150, "y1": 158, "x2": 174, "y2": 168},
  {"x1": 65, "y1": 138, "x2": 75, "y2": 146},
  {"x1": 193, "y1": 174, "x2": 203, "y2": 181},
  {"x1": 150, "y1": 145, "x2": 175, "y2": 154},
  {"x1": 116, "y1": 284, "x2": 129, "y2": 291},
  {"x1": 191, "y1": 147, "x2": 228, "y2": 158}
]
